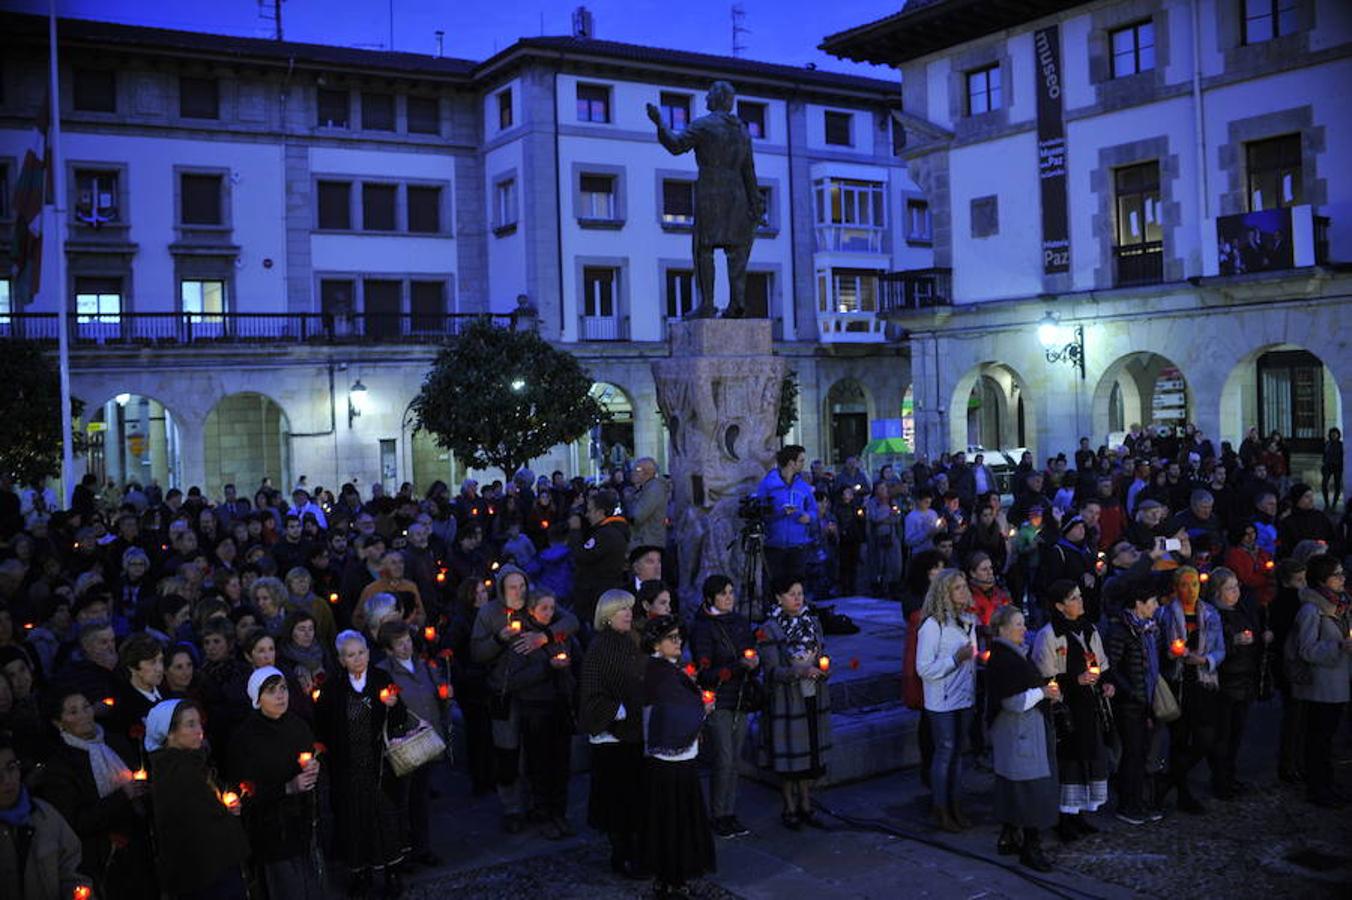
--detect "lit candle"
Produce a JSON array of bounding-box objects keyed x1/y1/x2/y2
[
  {"x1": 1264, "y1": 560, "x2": 1275, "y2": 570},
  {"x1": 1009, "y1": 527, "x2": 1017, "y2": 537},
  {"x1": 436, "y1": 571, "x2": 447, "y2": 583},
  {"x1": 220, "y1": 790, "x2": 240, "y2": 810},
  {"x1": 817, "y1": 656, "x2": 831, "y2": 673},
  {"x1": 74, "y1": 886, "x2": 93, "y2": 900},
  {"x1": 554, "y1": 652, "x2": 569, "y2": 663},
  {"x1": 1088, "y1": 665, "x2": 1101, "y2": 676},
  {"x1": 437, "y1": 683, "x2": 450, "y2": 700},
  {"x1": 701, "y1": 690, "x2": 716, "y2": 703},
  {"x1": 1200, "y1": 572, "x2": 1210, "y2": 583},
  {"x1": 509, "y1": 619, "x2": 522, "y2": 633},
  {"x1": 311, "y1": 688, "x2": 321, "y2": 702},
  {"x1": 1241, "y1": 629, "x2": 1253, "y2": 642},
  {"x1": 298, "y1": 751, "x2": 313, "y2": 766},
  {"x1": 328, "y1": 592, "x2": 339, "y2": 604},
  {"x1": 856, "y1": 508, "x2": 864, "y2": 517},
  {"x1": 979, "y1": 649, "x2": 991, "y2": 663},
  {"x1": 101, "y1": 696, "x2": 116, "y2": 708},
  {"x1": 1170, "y1": 639, "x2": 1187, "y2": 658},
  {"x1": 541, "y1": 519, "x2": 550, "y2": 529},
  {"x1": 423, "y1": 626, "x2": 437, "y2": 642},
  {"x1": 379, "y1": 685, "x2": 400, "y2": 703},
  {"x1": 742, "y1": 648, "x2": 757, "y2": 660},
  {"x1": 132, "y1": 768, "x2": 148, "y2": 781},
  {"x1": 23, "y1": 622, "x2": 34, "y2": 631}
]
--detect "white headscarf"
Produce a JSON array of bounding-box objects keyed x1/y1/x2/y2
[{"x1": 143, "y1": 699, "x2": 183, "y2": 753}]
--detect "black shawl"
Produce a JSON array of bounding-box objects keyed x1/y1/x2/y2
[
  {"x1": 985, "y1": 637, "x2": 1046, "y2": 725},
  {"x1": 642, "y1": 656, "x2": 705, "y2": 756}
]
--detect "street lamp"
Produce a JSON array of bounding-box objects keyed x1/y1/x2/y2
[
  {"x1": 1036, "y1": 311, "x2": 1085, "y2": 380},
  {"x1": 348, "y1": 378, "x2": 368, "y2": 427},
  {"x1": 510, "y1": 378, "x2": 526, "y2": 393}
]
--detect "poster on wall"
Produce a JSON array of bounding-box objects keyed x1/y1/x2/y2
[
  {"x1": 1034, "y1": 24, "x2": 1069, "y2": 275},
  {"x1": 1151, "y1": 366, "x2": 1188, "y2": 427},
  {"x1": 1032, "y1": 27, "x2": 1065, "y2": 272},
  {"x1": 1216, "y1": 208, "x2": 1295, "y2": 275}
]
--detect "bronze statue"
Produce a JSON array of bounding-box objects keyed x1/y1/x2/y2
[{"x1": 646, "y1": 81, "x2": 762, "y2": 319}]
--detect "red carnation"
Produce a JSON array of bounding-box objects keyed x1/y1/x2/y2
[
  {"x1": 754, "y1": 628, "x2": 767, "y2": 642},
  {"x1": 683, "y1": 663, "x2": 696, "y2": 678},
  {"x1": 438, "y1": 648, "x2": 454, "y2": 659},
  {"x1": 313, "y1": 742, "x2": 328, "y2": 755},
  {"x1": 313, "y1": 670, "x2": 328, "y2": 686},
  {"x1": 553, "y1": 632, "x2": 568, "y2": 644},
  {"x1": 238, "y1": 780, "x2": 256, "y2": 798},
  {"x1": 698, "y1": 656, "x2": 712, "y2": 670},
  {"x1": 717, "y1": 668, "x2": 732, "y2": 683},
  {"x1": 108, "y1": 832, "x2": 130, "y2": 850}
]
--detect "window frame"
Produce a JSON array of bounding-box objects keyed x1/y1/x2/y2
[
  {"x1": 664, "y1": 267, "x2": 695, "y2": 320},
  {"x1": 576, "y1": 83, "x2": 612, "y2": 123},
  {"x1": 820, "y1": 268, "x2": 881, "y2": 314},
  {"x1": 407, "y1": 95, "x2": 441, "y2": 135},
  {"x1": 361, "y1": 182, "x2": 399, "y2": 232},
  {"x1": 406, "y1": 184, "x2": 443, "y2": 234},
  {"x1": 72, "y1": 69, "x2": 116, "y2": 113},
  {"x1": 497, "y1": 89, "x2": 513, "y2": 130},
  {"x1": 737, "y1": 101, "x2": 767, "y2": 139},
  {"x1": 905, "y1": 199, "x2": 933, "y2": 245},
  {"x1": 813, "y1": 177, "x2": 886, "y2": 253},
  {"x1": 409, "y1": 279, "x2": 448, "y2": 331},
  {"x1": 178, "y1": 171, "x2": 226, "y2": 228},
  {"x1": 1109, "y1": 20, "x2": 1156, "y2": 78},
  {"x1": 578, "y1": 174, "x2": 616, "y2": 221},
  {"x1": 74, "y1": 276, "x2": 124, "y2": 325},
  {"x1": 965, "y1": 64, "x2": 1002, "y2": 116},
  {"x1": 824, "y1": 110, "x2": 853, "y2": 147},
  {"x1": 316, "y1": 87, "x2": 351, "y2": 129},
  {"x1": 316, "y1": 180, "x2": 353, "y2": 230},
  {"x1": 659, "y1": 92, "x2": 692, "y2": 130},
  {"x1": 179, "y1": 278, "x2": 228, "y2": 322},
  {"x1": 361, "y1": 91, "x2": 396, "y2": 132},
  {"x1": 493, "y1": 175, "x2": 519, "y2": 235},
  {"x1": 660, "y1": 178, "x2": 696, "y2": 228},
  {"x1": 1242, "y1": 0, "x2": 1299, "y2": 46},
  {"x1": 1113, "y1": 161, "x2": 1163, "y2": 249},
  {"x1": 178, "y1": 76, "x2": 220, "y2": 120},
  {"x1": 582, "y1": 266, "x2": 618, "y2": 319},
  {"x1": 73, "y1": 167, "x2": 123, "y2": 228},
  {"x1": 1245, "y1": 133, "x2": 1303, "y2": 211}
]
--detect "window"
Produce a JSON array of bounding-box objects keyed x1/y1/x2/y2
[
  {"x1": 494, "y1": 178, "x2": 518, "y2": 231},
  {"x1": 1110, "y1": 21, "x2": 1155, "y2": 78},
  {"x1": 579, "y1": 174, "x2": 615, "y2": 220},
  {"x1": 180, "y1": 173, "x2": 223, "y2": 226},
  {"x1": 576, "y1": 84, "x2": 610, "y2": 123},
  {"x1": 738, "y1": 101, "x2": 766, "y2": 139},
  {"x1": 813, "y1": 178, "x2": 885, "y2": 252},
  {"x1": 583, "y1": 267, "x2": 617, "y2": 317},
  {"x1": 0, "y1": 280, "x2": 10, "y2": 324},
  {"x1": 74, "y1": 170, "x2": 120, "y2": 227},
  {"x1": 316, "y1": 180, "x2": 352, "y2": 229},
  {"x1": 320, "y1": 279, "x2": 354, "y2": 317},
  {"x1": 757, "y1": 186, "x2": 772, "y2": 229},
  {"x1": 498, "y1": 90, "x2": 513, "y2": 129},
  {"x1": 317, "y1": 88, "x2": 349, "y2": 128},
  {"x1": 1243, "y1": 0, "x2": 1299, "y2": 45},
  {"x1": 966, "y1": 65, "x2": 1001, "y2": 115},
  {"x1": 665, "y1": 269, "x2": 695, "y2": 319},
  {"x1": 363, "y1": 279, "x2": 401, "y2": 338},
  {"x1": 661, "y1": 180, "x2": 695, "y2": 226},
  {"x1": 906, "y1": 199, "x2": 932, "y2": 244},
  {"x1": 745, "y1": 272, "x2": 770, "y2": 319},
  {"x1": 971, "y1": 195, "x2": 999, "y2": 238},
  {"x1": 1246, "y1": 134, "x2": 1302, "y2": 211},
  {"x1": 362, "y1": 183, "x2": 397, "y2": 231},
  {"x1": 179, "y1": 77, "x2": 219, "y2": 119},
  {"x1": 407, "y1": 96, "x2": 440, "y2": 134},
  {"x1": 75, "y1": 277, "x2": 122, "y2": 323},
  {"x1": 410, "y1": 281, "x2": 445, "y2": 331},
  {"x1": 1114, "y1": 162, "x2": 1163, "y2": 286},
  {"x1": 362, "y1": 92, "x2": 395, "y2": 131},
  {"x1": 660, "y1": 92, "x2": 691, "y2": 130},
  {"x1": 407, "y1": 186, "x2": 442, "y2": 233},
  {"x1": 823, "y1": 269, "x2": 880, "y2": 313},
  {"x1": 181, "y1": 279, "x2": 226, "y2": 322},
  {"x1": 824, "y1": 111, "x2": 853, "y2": 146},
  {"x1": 1258, "y1": 350, "x2": 1324, "y2": 448},
  {"x1": 72, "y1": 69, "x2": 115, "y2": 112}
]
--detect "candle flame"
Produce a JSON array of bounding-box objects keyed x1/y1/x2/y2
[
  {"x1": 298, "y1": 752, "x2": 313, "y2": 766},
  {"x1": 132, "y1": 768, "x2": 148, "y2": 781},
  {"x1": 818, "y1": 656, "x2": 831, "y2": 672}
]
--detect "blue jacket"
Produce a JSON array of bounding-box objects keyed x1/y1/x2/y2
[
  {"x1": 1158, "y1": 599, "x2": 1226, "y2": 679},
  {"x1": 755, "y1": 468, "x2": 818, "y2": 549}
]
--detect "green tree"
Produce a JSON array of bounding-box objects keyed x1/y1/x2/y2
[
  {"x1": 0, "y1": 340, "x2": 85, "y2": 485},
  {"x1": 776, "y1": 370, "x2": 799, "y2": 438},
  {"x1": 410, "y1": 318, "x2": 609, "y2": 481}
]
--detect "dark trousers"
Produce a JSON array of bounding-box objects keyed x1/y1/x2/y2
[
  {"x1": 1168, "y1": 682, "x2": 1219, "y2": 797},
  {"x1": 838, "y1": 540, "x2": 861, "y2": 596},
  {"x1": 1208, "y1": 693, "x2": 1251, "y2": 792},
  {"x1": 461, "y1": 699, "x2": 495, "y2": 794},
  {"x1": 1321, "y1": 469, "x2": 1342, "y2": 510},
  {"x1": 765, "y1": 545, "x2": 808, "y2": 590},
  {"x1": 1278, "y1": 690, "x2": 1306, "y2": 778},
  {"x1": 1114, "y1": 704, "x2": 1150, "y2": 814},
  {"x1": 407, "y1": 762, "x2": 433, "y2": 854},
  {"x1": 520, "y1": 706, "x2": 572, "y2": 817},
  {"x1": 1304, "y1": 700, "x2": 1346, "y2": 801}
]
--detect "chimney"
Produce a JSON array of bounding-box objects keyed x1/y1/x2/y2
[
  {"x1": 434, "y1": 30, "x2": 444, "y2": 58},
  {"x1": 571, "y1": 6, "x2": 594, "y2": 39}
]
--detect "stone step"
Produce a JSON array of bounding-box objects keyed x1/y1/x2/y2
[{"x1": 740, "y1": 700, "x2": 921, "y2": 788}]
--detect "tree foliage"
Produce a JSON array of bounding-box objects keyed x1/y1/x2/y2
[
  {"x1": 0, "y1": 340, "x2": 85, "y2": 485},
  {"x1": 776, "y1": 370, "x2": 799, "y2": 438},
  {"x1": 410, "y1": 318, "x2": 609, "y2": 481}
]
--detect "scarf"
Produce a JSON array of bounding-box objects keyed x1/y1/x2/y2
[
  {"x1": 0, "y1": 787, "x2": 33, "y2": 827},
  {"x1": 1315, "y1": 585, "x2": 1351, "y2": 617},
  {"x1": 1056, "y1": 537, "x2": 1091, "y2": 562},
  {"x1": 772, "y1": 606, "x2": 819, "y2": 661},
  {"x1": 1126, "y1": 611, "x2": 1159, "y2": 704},
  {"x1": 1051, "y1": 608, "x2": 1094, "y2": 641},
  {"x1": 61, "y1": 725, "x2": 132, "y2": 799},
  {"x1": 281, "y1": 639, "x2": 326, "y2": 675}
]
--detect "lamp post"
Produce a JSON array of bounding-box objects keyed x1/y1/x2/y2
[
  {"x1": 347, "y1": 378, "x2": 368, "y2": 427},
  {"x1": 1036, "y1": 312, "x2": 1085, "y2": 380}
]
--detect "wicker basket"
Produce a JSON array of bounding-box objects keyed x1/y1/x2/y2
[{"x1": 383, "y1": 714, "x2": 447, "y2": 777}]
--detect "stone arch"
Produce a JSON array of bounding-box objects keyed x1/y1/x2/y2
[
  {"x1": 1220, "y1": 342, "x2": 1344, "y2": 486},
  {"x1": 572, "y1": 381, "x2": 636, "y2": 476},
  {"x1": 949, "y1": 362, "x2": 1032, "y2": 455},
  {"x1": 1092, "y1": 352, "x2": 1192, "y2": 445},
  {"x1": 85, "y1": 392, "x2": 185, "y2": 491},
  {"x1": 204, "y1": 392, "x2": 293, "y2": 498},
  {"x1": 824, "y1": 377, "x2": 873, "y2": 465}
]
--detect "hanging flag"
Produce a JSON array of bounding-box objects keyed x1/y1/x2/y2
[{"x1": 10, "y1": 90, "x2": 50, "y2": 307}]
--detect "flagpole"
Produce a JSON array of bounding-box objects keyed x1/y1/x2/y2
[{"x1": 49, "y1": 0, "x2": 74, "y2": 508}]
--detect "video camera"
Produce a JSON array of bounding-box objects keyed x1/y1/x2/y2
[{"x1": 738, "y1": 493, "x2": 773, "y2": 522}]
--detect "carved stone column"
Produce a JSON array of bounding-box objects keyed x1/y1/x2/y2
[{"x1": 652, "y1": 320, "x2": 786, "y2": 612}]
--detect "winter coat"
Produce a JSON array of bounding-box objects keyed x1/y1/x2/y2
[
  {"x1": 986, "y1": 638, "x2": 1055, "y2": 782},
  {"x1": 1105, "y1": 613, "x2": 1163, "y2": 711},
  {"x1": 755, "y1": 468, "x2": 819, "y2": 549},
  {"x1": 148, "y1": 747, "x2": 249, "y2": 895},
  {"x1": 1158, "y1": 599, "x2": 1226, "y2": 681},
  {"x1": 378, "y1": 654, "x2": 447, "y2": 736},
  {"x1": 1224, "y1": 545, "x2": 1276, "y2": 607},
  {"x1": 531, "y1": 544, "x2": 574, "y2": 607},
  {"x1": 642, "y1": 656, "x2": 706, "y2": 757},
  {"x1": 627, "y1": 477, "x2": 670, "y2": 550},
  {"x1": 1215, "y1": 601, "x2": 1264, "y2": 702},
  {"x1": 1277, "y1": 508, "x2": 1335, "y2": 557},
  {"x1": 757, "y1": 614, "x2": 833, "y2": 775},
  {"x1": 688, "y1": 607, "x2": 760, "y2": 712},
  {"x1": 1030, "y1": 621, "x2": 1109, "y2": 680},
  {"x1": 0, "y1": 794, "x2": 89, "y2": 900},
  {"x1": 1289, "y1": 587, "x2": 1350, "y2": 704},
  {"x1": 224, "y1": 710, "x2": 318, "y2": 863},
  {"x1": 569, "y1": 517, "x2": 631, "y2": 623},
  {"x1": 915, "y1": 614, "x2": 977, "y2": 712},
  {"x1": 311, "y1": 666, "x2": 410, "y2": 784},
  {"x1": 578, "y1": 626, "x2": 646, "y2": 743}
]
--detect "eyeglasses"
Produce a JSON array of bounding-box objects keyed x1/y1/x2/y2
[{"x1": 660, "y1": 633, "x2": 683, "y2": 643}]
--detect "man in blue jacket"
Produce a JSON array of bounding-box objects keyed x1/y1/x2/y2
[{"x1": 755, "y1": 444, "x2": 819, "y2": 587}]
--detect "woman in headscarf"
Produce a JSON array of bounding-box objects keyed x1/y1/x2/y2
[
  {"x1": 987, "y1": 605, "x2": 1060, "y2": 872},
  {"x1": 225, "y1": 666, "x2": 324, "y2": 899},
  {"x1": 36, "y1": 684, "x2": 154, "y2": 898},
  {"x1": 759, "y1": 573, "x2": 832, "y2": 830},
  {"x1": 145, "y1": 698, "x2": 249, "y2": 899},
  {"x1": 1031, "y1": 580, "x2": 1114, "y2": 840},
  {"x1": 640, "y1": 614, "x2": 716, "y2": 899},
  {"x1": 313, "y1": 629, "x2": 411, "y2": 897},
  {"x1": 580, "y1": 589, "x2": 647, "y2": 878}
]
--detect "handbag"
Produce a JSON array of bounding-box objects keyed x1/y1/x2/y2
[
  {"x1": 383, "y1": 712, "x2": 447, "y2": 777},
  {"x1": 1151, "y1": 675, "x2": 1181, "y2": 723}
]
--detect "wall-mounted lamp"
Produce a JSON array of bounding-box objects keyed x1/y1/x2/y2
[
  {"x1": 1036, "y1": 311, "x2": 1085, "y2": 380},
  {"x1": 348, "y1": 378, "x2": 368, "y2": 427},
  {"x1": 114, "y1": 393, "x2": 132, "y2": 408}
]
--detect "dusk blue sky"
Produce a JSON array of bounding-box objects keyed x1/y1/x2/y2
[{"x1": 13, "y1": 0, "x2": 901, "y2": 78}]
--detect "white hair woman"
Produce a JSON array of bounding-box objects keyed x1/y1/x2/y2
[{"x1": 312, "y1": 629, "x2": 410, "y2": 897}]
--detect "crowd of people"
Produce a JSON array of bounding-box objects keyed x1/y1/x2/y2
[{"x1": 0, "y1": 418, "x2": 1347, "y2": 897}]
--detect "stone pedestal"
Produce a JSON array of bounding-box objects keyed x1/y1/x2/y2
[{"x1": 652, "y1": 320, "x2": 786, "y2": 610}]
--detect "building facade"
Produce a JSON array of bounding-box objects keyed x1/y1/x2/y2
[
  {"x1": 824, "y1": 0, "x2": 1351, "y2": 484},
  {"x1": 0, "y1": 13, "x2": 917, "y2": 496}
]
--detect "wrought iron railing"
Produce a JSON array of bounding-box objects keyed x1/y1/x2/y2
[{"x1": 878, "y1": 267, "x2": 953, "y2": 313}]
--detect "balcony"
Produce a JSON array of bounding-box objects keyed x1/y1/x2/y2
[
  {"x1": 1114, "y1": 242, "x2": 1163, "y2": 287},
  {"x1": 579, "y1": 315, "x2": 627, "y2": 341},
  {"x1": 0, "y1": 312, "x2": 519, "y2": 346},
  {"x1": 817, "y1": 311, "x2": 887, "y2": 343},
  {"x1": 878, "y1": 268, "x2": 953, "y2": 314},
  {"x1": 814, "y1": 224, "x2": 885, "y2": 254},
  {"x1": 1206, "y1": 204, "x2": 1332, "y2": 276}
]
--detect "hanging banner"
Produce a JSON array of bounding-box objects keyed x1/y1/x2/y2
[{"x1": 1034, "y1": 24, "x2": 1069, "y2": 274}]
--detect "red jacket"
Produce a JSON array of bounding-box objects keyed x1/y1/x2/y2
[
  {"x1": 1224, "y1": 545, "x2": 1276, "y2": 607},
  {"x1": 969, "y1": 580, "x2": 1012, "y2": 627}
]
